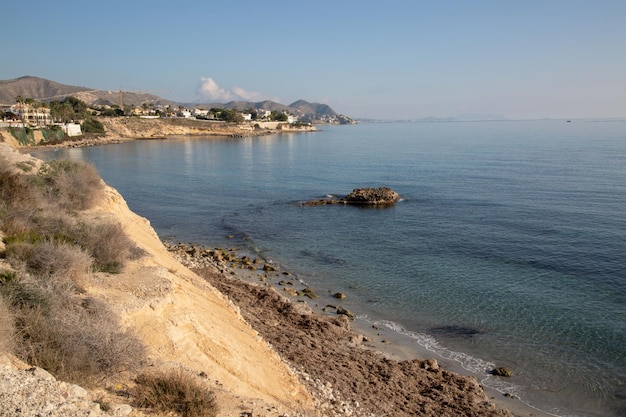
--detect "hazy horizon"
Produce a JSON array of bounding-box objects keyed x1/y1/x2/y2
[{"x1": 3, "y1": 1, "x2": 625, "y2": 120}]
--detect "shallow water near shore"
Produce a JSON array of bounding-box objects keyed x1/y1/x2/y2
[{"x1": 33, "y1": 120, "x2": 626, "y2": 416}]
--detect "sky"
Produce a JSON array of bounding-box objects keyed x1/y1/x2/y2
[{"x1": 2, "y1": 0, "x2": 625, "y2": 120}]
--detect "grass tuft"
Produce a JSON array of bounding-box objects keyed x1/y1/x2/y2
[{"x1": 133, "y1": 369, "x2": 218, "y2": 417}]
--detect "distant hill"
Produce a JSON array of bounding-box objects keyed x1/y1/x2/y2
[
  {"x1": 195, "y1": 99, "x2": 353, "y2": 124},
  {"x1": 0, "y1": 76, "x2": 171, "y2": 108},
  {"x1": 0, "y1": 76, "x2": 355, "y2": 124},
  {"x1": 0, "y1": 76, "x2": 90, "y2": 103}
]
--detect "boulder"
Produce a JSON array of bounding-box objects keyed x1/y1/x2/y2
[
  {"x1": 491, "y1": 367, "x2": 514, "y2": 377},
  {"x1": 342, "y1": 187, "x2": 399, "y2": 205},
  {"x1": 302, "y1": 187, "x2": 400, "y2": 207}
]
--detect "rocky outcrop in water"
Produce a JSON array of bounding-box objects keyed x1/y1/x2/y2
[{"x1": 302, "y1": 187, "x2": 400, "y2": 206}]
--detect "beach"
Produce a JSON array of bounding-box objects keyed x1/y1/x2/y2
[{"x1": 166, "y1": 242, "x2": 554, "y2": 417}]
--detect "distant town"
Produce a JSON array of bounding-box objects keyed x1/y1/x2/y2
[{"x1": 0, "y1": 94, "x2": 318, "y2": 138}]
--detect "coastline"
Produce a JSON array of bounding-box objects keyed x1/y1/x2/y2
[
  {"x1": 2, "y1": 115, "x2": 317, "y2": 151},
  {"x1": 2, "y1": 135, "x2": 559, "y2": 416},
  {"x1": 165, "y1": 242, "x2": 555, "y2": 417}
]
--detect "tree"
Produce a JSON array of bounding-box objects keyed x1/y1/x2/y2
[
  {"x1": 49, "y1": 97, "x2": 89, "y2": 123},
  {"x1": 219, "y1": 108, "x2": 243, "y2": 123},
  {"x1": 245, "y1": 107, "x2": 258, "y2": 120},
  {"x1": 270, "y1": 111, "x2": 288, "y2": 122}
]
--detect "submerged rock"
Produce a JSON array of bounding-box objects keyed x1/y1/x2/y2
[{"x1": 491, "y1": 367, "x2": 514, "y2": 377}]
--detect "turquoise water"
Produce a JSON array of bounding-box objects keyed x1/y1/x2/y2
[{"x1": 34, "y1": 120, "x2": 626, "y2": 416}]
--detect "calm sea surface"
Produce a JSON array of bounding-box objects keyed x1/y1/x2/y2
[{"x1": 34, "y1": 120, "x2": 626, "y2": 416}]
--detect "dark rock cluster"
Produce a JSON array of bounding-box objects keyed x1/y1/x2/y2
[{"x1": 302, "y1": 187, "x2": 400, "y2": 206}]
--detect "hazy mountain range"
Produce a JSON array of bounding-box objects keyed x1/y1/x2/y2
[{"x1": 0, "y1": 76, "x2": 354, "y2": 124}]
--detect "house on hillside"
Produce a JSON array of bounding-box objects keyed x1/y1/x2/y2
[{"x1": 4, "y1": 103, "x2": 53, "y2": 127}]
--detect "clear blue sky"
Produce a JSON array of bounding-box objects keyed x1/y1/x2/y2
[{"x1": 3, "y1": 0, "x2": 625, "y2": 120}]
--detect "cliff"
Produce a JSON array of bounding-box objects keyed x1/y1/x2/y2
[
  {"x1": 0, "y1": 143, "x2": 314, "y2": 416},
  {"x1": 97, "y1": 117, "x2": 315, "y2": 140}
]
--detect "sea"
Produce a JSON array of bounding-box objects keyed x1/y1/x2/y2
[{"x1": 32, "y1": 119, "x2": 626, "y2": 417}]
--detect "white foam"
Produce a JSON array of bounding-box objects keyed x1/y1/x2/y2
[{"x1": 360, "y1": 316, "x2": 524, "y2": 398}]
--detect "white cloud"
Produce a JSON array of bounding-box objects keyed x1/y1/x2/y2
[
  {"x1": 231, "y1": 86, "x2": 262, "y2": 101},
  {"x1": 196, "y1": 77, "x2": 235, "y2": 101},
  {"x1": 196, "y1": 77, "x2": 263, "y2": 102}
]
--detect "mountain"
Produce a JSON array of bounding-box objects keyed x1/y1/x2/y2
[
  {"x1": 0, "y1": 76, "x2": 90, "y2": 104},
  {"x1": 0, "y1": 76, "x2": 354, "y2": 124},
  {"x1": 196, "y1": 99, "x2": 354, "y2": 124},
  {"x1": 0, "y1": 76, "x2": 175, "y2": 108}
]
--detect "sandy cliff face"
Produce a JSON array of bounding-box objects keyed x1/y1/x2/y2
[{"x1": 80, "y1": 183, "x2": 314, "y2": 415}]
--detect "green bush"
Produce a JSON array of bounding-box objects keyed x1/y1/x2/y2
[
  {"x1": 41, "y1": 127, "x2": 65, "y2": 142},
  {"x1": 8, "y1": 128, "x2": 34, "y2": 145},
  {"x1": 133, "y1": 369, "x2": 218, "y2": 417},
  {"x1": 0, "y1": 272, "x2": 49, "y2": 310},
  {"x1": 82, "y1": 118, "x2": 105, "y2": 134}
]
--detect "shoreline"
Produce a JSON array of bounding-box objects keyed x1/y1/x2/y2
[
  {"x1": 165, "y1": 241, "x2": 555, "y2": 417},
  {"x1": 3, "y1": 115, "x2": 318, "y2": 151},
  {"x1": 7, "y1": 134, "x2": 561, "y2": 416}
]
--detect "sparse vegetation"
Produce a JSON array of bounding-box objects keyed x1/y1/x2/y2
[
  {"x1": 81, "y1": 118, "x2": 105, "y2": 134},
  {"x1": 133, "y1": 369, "x2": 218, "y2": 417},
  {"x1": 0, "y1": 294, "x2": 15, "y2": 352},
  {"x1": 42, "y1": 159, "x2": 104, "y2": 210},
  {"x1": 0, "y1": 155, "x2": 146, "y2": 386},
  {"x1": 3, "y1": 272, "x2": 146, "y2": 385}
]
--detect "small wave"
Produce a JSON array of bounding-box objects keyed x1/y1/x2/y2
[
  {"x1": 358, "y1": 316, "x2": 567, "y2": 416},
  {"x1": 360, "y1": 316, "x2": 524, "y2": 396}
]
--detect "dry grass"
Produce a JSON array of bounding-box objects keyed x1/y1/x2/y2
[
  {"x1": 1, "y1": 158, "x2": 138, "y2": 274},
  {"x1": 42, "y1": 159, "x2": 104, "y2": 211},
  {"x1": 133, "y1": 369, "x2": 218, "y2": 417},
  {"x1": 76, "y1": 221, "x2": 134, "y2": 273},
  {"x1": 0, "y1": 155, "x2": 147, "y2": 385},
  {"x1": 0, "y1": 295, "x2": 15, "y2": 352},
  {"x1": 5, "y1": 272, "x2": 146, "y2": 386},
  {"x1": 6, "y1": 240, "x2": 92, "y2": 283}
]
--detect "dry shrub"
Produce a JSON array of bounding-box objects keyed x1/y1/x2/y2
[
  {"x1": 0, "y1": 170, "x2": 43, "y2": 233},
  {"x1": 26, "y1": 241, "x2": 92, "y2": 282},
  {"x1": 0, "y1": 295, "x2": 15, "y2": 352},
  {"x1": 5, "y1": 240, "x2": 92, "y2": 284},
  {"x1": 1, "y1": 156, "x2": 146, "y2": 384},
  {"x1": 77, "y1": 221, "x2": 134, "y2": 273},
  {"x1": 43, "y1": 160, "x2": 104, "y2": 211},
  {"x1": 10, "y1": 290, "x2": 146, "y2": 386},
  {"x1": 0, "y1": 270, "x2": 49, "y2": 310},
  {"x1": 134, "y1": 369, "x2": 218, "y2": 417},
  {"x1": 0, "y1": 163, "x2": 35, "y2": 204}
]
